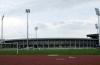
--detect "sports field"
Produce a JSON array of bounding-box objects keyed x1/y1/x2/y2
[{"x1": 0, "y1": 48, "x2": 100, "y2": 55}]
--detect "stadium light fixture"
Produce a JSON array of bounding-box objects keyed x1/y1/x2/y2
[
  {"x1": 95, "y1": 8, "x2": 100, "y2": 46},
  {"x1": 26, "y1": 9, "x2": 30, "y2": 49}
]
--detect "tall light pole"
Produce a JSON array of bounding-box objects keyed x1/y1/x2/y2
[
  {"x1": 26, "y1": 9, "x2": 30, "y2": 49},
  {"x1": 95, "y1": 8, "x2": 100, "y2": 46},
  {"x1": 35, "y1": 26, "x2": 38, "y2": 48},
  {"x1": 1, "y1": 15, "x2": 4, "y2": 48}
]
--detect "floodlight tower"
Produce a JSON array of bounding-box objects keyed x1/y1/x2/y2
[
  {"x1": 1, "y1": 15, "x2": 4, "y2": 48},
  {"x1": 95, "y1": 8, "x2": 100, "y2": 46},
  {"x1": 26, "y1": 9, "x2": 30, "y2": 49}
]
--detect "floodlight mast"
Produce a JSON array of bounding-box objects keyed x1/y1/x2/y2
[
  {"x1": 1, "y1": 15, "x2": 4, "y2": 48},
  {"x1": 95, "y1": 8, "x2": 100, "y2": 46},
  {"x1": 26, "y1": 9, "x2": 30, "y2": 49}
]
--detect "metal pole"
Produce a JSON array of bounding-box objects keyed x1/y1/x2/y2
[
  {"x1": 35, "y1": 27, "x2": 38, "y2": 48},
  {"x1": 26, "y1": 9, "x2": 30, "y2": 49},
  {"x1": 1, "y1": 15, "x2": 4, "y2": 48},
  {"x1": 1, "y1": 16, "x2": 3, "y2": 48},
  {"x1": 95, "y1": 8, "x2": 100, "y2": 46},
  {"x1": 95, "y1": 24, "x2": 98, "y2": 34},
  {"x1": 27, "y1": 12, "x2": 29, "y2": 49},
  {"x1": 17, "y1": 42, "x2": 18, "y2": 55},
  {"x1": 36, "y1": 29, "x2": 37, "y2": 40},
  {"x1": 36, "y1": 27, "x2": 38, "y2": 48},
  {"x1": 98, "y1": 15, "x2": 100, "y2": 46},
  {"x1": 36, "y1": 29, "x2": 38, "y2": 48}
]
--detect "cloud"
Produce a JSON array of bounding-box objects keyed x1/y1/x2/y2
[
  {"x1": 0, "y1": 0, "x2": 99, "y2": 39},
  {"x1": 2, "y1": 16, "x2": 26, "y2": 39}
]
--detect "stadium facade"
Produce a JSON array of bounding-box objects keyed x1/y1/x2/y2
[{"x1": 0, "y1": 34, "x2": 99, "y2": 48}]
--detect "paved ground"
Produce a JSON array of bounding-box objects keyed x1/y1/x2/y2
[{"x1": 0, "y1": 55, "x2": 100, "y2": 65}]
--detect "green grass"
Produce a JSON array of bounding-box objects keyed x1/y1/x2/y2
[{"x1": 0, "y1": 48, "x2": 100, "y2": 55}]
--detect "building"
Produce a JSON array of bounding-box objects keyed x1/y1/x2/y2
[{"x1": 0, "y1": 33, "x2": 98, "y2": 49}]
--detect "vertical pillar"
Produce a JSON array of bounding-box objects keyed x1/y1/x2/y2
[
  {"x1": 70, "y1": 40, "x2": 71, "y2": 48},
  {"x1": 48, "y1": 40, "x2": 49, "y2": 48},
  {"x1": 79, "y1": 40, "x2": 80, "y2": 48},
  {"x1": 87, "y1": 40, "x2": 88, "y2": 48},
  {"x1": 98, "y1": 15, "x2": 100, "y2": 46},
  {"x1": 75, "y1": 40, "x2": 76, "y2": 48},
  {"x1": 83, "y1": 40, "x2": 84, "y2": 48}
]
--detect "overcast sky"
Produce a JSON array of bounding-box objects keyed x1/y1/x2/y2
[{"x1": 0, "y1": 0, "x2": 100, "y2": 39}]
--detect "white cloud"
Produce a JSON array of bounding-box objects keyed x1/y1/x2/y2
[
  {"x1": 2, "y1": 17, "x2": 26, "y2": 39},
  {"x1": 0, "y1": 0, "x2": 99, "y2": 39}
]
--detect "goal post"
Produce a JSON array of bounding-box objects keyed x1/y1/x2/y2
[
  {"x1": 15, "y1": 42, "x2": 19, "y2": 55},
  {"x1": 0, "y1": 42, "x2": 19, "y2": 55}
]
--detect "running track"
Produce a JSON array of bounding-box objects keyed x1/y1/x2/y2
[{"x1": 0, "y1": 55, "x2": 100, "y2": 65}]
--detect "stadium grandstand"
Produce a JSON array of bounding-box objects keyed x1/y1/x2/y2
[{"x1": 0, "y1": 33, "x2": 98, "y2": 49}]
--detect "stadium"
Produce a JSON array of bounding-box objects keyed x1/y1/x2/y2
[
  {"x1": 0, "y1": 33, "x2": 98, "y2": 49},
  {"x1": 1, "y1": 1, "x2": 100, "y2": 65}
]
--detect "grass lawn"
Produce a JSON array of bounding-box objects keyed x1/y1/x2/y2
[{"x1": 0, "y1": 48, "x2": 100, "y2": 55}]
